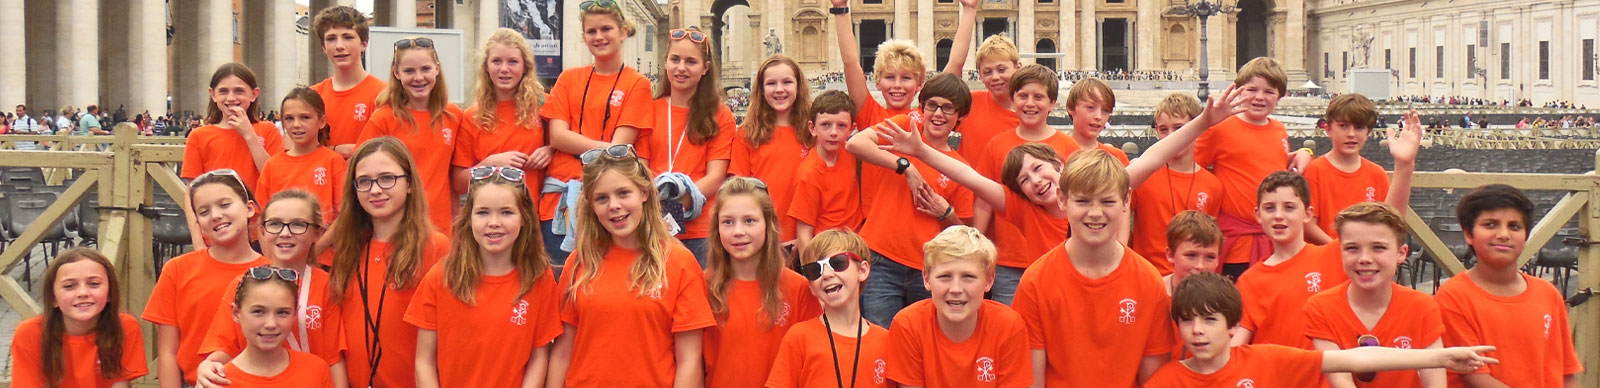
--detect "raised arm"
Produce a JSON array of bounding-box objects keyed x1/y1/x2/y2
[
  {"x1": 940, "y1": 0, "x2": 980, "y2": 76},
  {"x1": 1322, "y1": 345, "x2": 1497, "y2": 375},
  {"x1": 1383, "y1": 109, "x2": 1422, "y2": 216},
  {"x1": 1127, "y1": 84, "x2": 1244, "y2": 188},
  {"x1": 846, "y1": 120, "x2": 905, "y2": 170},
  {"x1": 832, "y1": 0, "x2": 871, "y2": 109},
  {"x1": 874, "y1": 117, "x2": 1007, "y2": 211}
]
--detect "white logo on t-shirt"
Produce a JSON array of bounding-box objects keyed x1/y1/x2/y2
[
  {"x1": 1236, "y1": 378, "x2": 1256, "y2": 388},
  {"x1": 609, "y1": 90, "x2": 626, "y2": 107},
  {"x1": 354, "y1": 104, "x2": 369, "y2": 122},
  {"x1": 1365, "y1": 187, "x2": 1377, "y2": 201},
  {"x1": 874, "y1": 359, "x2": 886, "y2": 384},
  {"x1": 1544, "y1": 314, "x2": 1553, "y2": 339},
  {"x1": 776, "y1": 302, "x2": 792, "y2": 326},
  {"x1": 1306, "y1": 272, "x2": 1324, "y2": 292},
  {"x1": 441, "y1": 128, "x2": 454, "y2": 145},
  {"x1": 511, "y1": 300, "x2": 529, "y2": 326},
  {"x1": 1196, "y1": 192, "x2": 1210, "y2": 210},
  {"x1": 1393, "y1": 336, "x2": 1414, "y2": 349},
  {"x1": 1118, "y1": 298, "x2": 1138, "y2": 324},
  {"x1": 304, "y1": 305, "x2": 323, "y2": 330},
  {"x1": 314, "y1": 167, "x2": 328, "y2": 186},
  {"x1": 975, "y1": 357, "x2": 997, "y2": 382}
]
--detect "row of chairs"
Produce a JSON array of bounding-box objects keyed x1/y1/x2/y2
[{"x1": 1, "y1": 166, "x2": 193, "y2": 288}]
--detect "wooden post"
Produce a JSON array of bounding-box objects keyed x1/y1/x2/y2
[{"x1": 1577, "y1": 149, "x2": 1600, "y2": 388}]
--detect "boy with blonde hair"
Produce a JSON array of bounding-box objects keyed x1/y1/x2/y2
[
  {"x1": 945, "y1": 33, "x2": 1024, "y2": 160},
  {"x1": 1303, "y1": 93, "x2": 1389, "y2": 242},
  {"x1": 887, "y1": 226, "x2": 1031, "y2": 387},
  {"x1": 768, "y1": 229, "x2": 893, "y2": 388},
  {"x1": 1194, "y1": 57, "x2": 1315, "y2": 278},
  {"x1": 1132, "y1": 93, "x2": 1224, "y2": 274},
  {"x1": 829, "y1": 0, "x2": 976, "y2": 131}
]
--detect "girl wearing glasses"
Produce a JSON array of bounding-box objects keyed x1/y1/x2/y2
[
  {"x1": 547, "y1": 145, "x2": 715, "y2": 388},
  {"x1": 356, "y1": 36, "x2": 464, "y2": 233},
  {"x1": 195, "y1": 190, "x2": 348, "y2": 388},
  {"x1": 256, "y1": 88, "x2": 347, "y2": 237},
  {"x1": 538, "y1": 0, "x2": 655, "y2": 268},
  {"x1": 732, "y1": 55, "x2": 813, "y2": 244},
  {"x1": 146, "y1": 170, "x2": 272, "y2": 388},
  {"x1": 452, "y1": 28, "x2": 552, "y2": 200},
  {"x1": 408, "y1": 166, "x2": 561, "y2": 388},
  {"x1": 218, "y1": 266, "x2": 335, "y2": 387},
  {"x1": 10, "y1": 248, "x2": 148, "y2": 388},
  {"x1": 767, "y1": 229, "x2": 893, "y2": 388},
  {"x1": 702, "y1": 177, "x2": 820, "y2": 387},
  {"x1": 328, "y1": 138, "x2": 449, "y2": 388},
  {"x1": 181, "y1": 63, "x2": 287, "y2": 248},
  {"x1": 648, "y1": 25, "x2": 735, "y2": 264}
]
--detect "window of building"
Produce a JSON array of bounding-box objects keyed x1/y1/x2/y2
[
  {"x1": 1467, "y1": 45, "x2": 1475, "y2": 77},
  {"x1": 1539, "y1": 40, "x2": 1549, "y2": 80},
  {"x1": 1435, "y1": 45, "x2": 1444, "y2": 78},
  {"x1": 1385, "y1": 49, "x2": 1392, "y2": 70},
  {"x1": 1584, "y1": 39, "x2": 1595, "y2": 81},
  {"x1": 645, "y1": 26, "x2": 654, "y2": 52},
  {"x1": 1501, "y1": 42, "x2": 1511, "y2": 79},
  {"x1": 1342, "y1": 51, "x2": 1348, "y2": 74},
  {"x1": 1409, "y1": 47, "x2": 1417, "y2": 78},
  {"x1": 1324, "y1": 52, "x2": 1330, "y2": 77}
]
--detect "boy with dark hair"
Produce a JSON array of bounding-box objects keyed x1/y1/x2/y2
[
  {"x1": 845, "y1": 73, "x2": 976, "y2": 327},
  {"x1": 1436, "y1": 184, "x2": 1583, "y2": 387},
  {"x1": 790, "y1": 90, "x2": 863, "y2": 252},
  {"x1": 310, "y1": 5, "x2": 384, "y2": 158},
  {"x1": 1303, "y1": 93, "x2": 1388, "y2": 243},
  {"x1": 1231, "y1": 113, "x2": 1421, "y2": 350},
  {"x1": 1147, "y1": 272, "x2": 1497, "y2": 387}
]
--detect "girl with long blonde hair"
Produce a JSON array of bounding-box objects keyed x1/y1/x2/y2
[
  {"x1": 452, "y1": 28, "x2": 552, "y2": 198},
  {"x1": 356, "y1": 36, "x2": 464, "y2": 232},
  {"x1": 732, "y1": 55, "x2": 814, "y2": 242}
]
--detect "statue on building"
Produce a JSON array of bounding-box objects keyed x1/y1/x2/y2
[
  {"x1": 764, "y1": 28, "x2": 783, "y2": 56},
  {"x1": 1353, "y1": 24, "x2": 1374, "y2": 68}
]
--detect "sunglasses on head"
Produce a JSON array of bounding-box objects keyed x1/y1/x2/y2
[
  {"x1": 245, "y1": 265, "x2": 300, "y2": 283},
  {"x1": 394, "y1": 37, "x2": 434, "y2": 49},
  {"x1": 579, "y1": 0, "x2": 617, "y2": 10},
  {"x1": 469, "y1": 165, "x2": 526, "y2": 182},
  {"x1": 580, "y1": 144, "x2": 637, "y2": 165},
  {"x1": 670, "y1": 28, "x2": 706, "y2": 43},
  {"x1": 799, "y1": 252, "x2": 864, "y2": 281},
  {"x1": 192, "y1": 168, "x2": 253, "y2": 202},
  {"x1": 1354, "y1": 334, "x2": 1380, "y2": 382}
]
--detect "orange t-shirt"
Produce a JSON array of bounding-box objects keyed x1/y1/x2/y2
[
  {"x1": 1303, "y1": 282, "x2": 1443, "y2": 388},
  {"x1": 453, "y1": 101, "x2": 548, "y2": 193},
  {"x1": 1145, "y1": 344, "x2": 1325, "y2": 387},
  {"x1": 356, "y1": 105, "x2": 464, "y2": 232},
  {"x1": 854, "y1": 97, "x2": 914, "y2": 132},
  {"x1": 998, "y1": 190, "x2": 1070, "y2": 262},
  {"x1": 10, "y1": 313, "x2": 148, "y2": 387},
  {"x1": 766, "y1": 318, "x2": 894, "y2": 388},
  {"x1": 956, "y1": 90, "x2": 1019, "y2": 162},
  {"x1": 1436, "y1": 272, "x2": 1583, "y2": 387},
  {"x1": 1236, "y1": 242, "x2": 1348, "y2": 349},
  {"x1": 404, "y1": 262, "x2": 563, "y2": 387},
  {"x1": 787, "y1": 150, "x2": 862, "y2": 233},
  {"x1": 1194, "y1": 115, "x2": 1290, "y2": 264},
  {"x1": 703, "y1": 270, "x2": 824, "y2": 388},
  {"x1": 200, "y1": 265, "x2": 345, "y2": 365},
  {"x1": 256, "y1": 147, "x2": 347, "y2": 223},
  {"x1": 858, "y1": 116, "x2": 975, "y2": 270},
  {"x1": 181, "y1": 122, "x2": 286, "y2": 193},
  {"x1": 886, "y1": 299, "x2": 1033, "y2": 388},
  {"x1": 337, "y1": 232, "x2": 449, "y2": 388},
  {"x1": 646, "y1": 99, "x2": 737, "y2": 239},
  {"x1": 731, "y1": 125, "x2": 810, "y2": 240},
  {"x1": 557, "y1": 242, "x2": 717, "y2": 387},
  {"x1": 1303, "y1": 156, "x2": 1390, "y2": 238},
  {"x1": 1012, "y1": 244, "x2": 1174, "y2": 387},
  {"x1": 1129, "y1": 166, "x2": 1224, "y2": 275},
  {"x1": 312, "y1": 75, "x2": 386, "y2": 147},
  {"x1": 975, "y1": 129, "x2": 1078, "y2": 269},
  {"x1": 539, "y1": 65, "x2": 655, "y2": 221},
  {"x1": 220, "y1": 350, "x2": 334, "y2": 388},
  {"x1": 141, "y1": 249, "x2": 271, "y2": 385}
]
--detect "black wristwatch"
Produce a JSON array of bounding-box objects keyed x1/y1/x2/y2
[
  {"x1": 895, "y1": 157, "x2": 911, "y2": 175},
  {"x1": 829, "y1": 6, "x2": 849, "y2": 15}
]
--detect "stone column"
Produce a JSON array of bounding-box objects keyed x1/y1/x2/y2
[
  {"x1": 130, "y1": 0, "x2": 168, "y2": 116},
  {"x1": 242, "y1": 0, "x2": 297, "y2": 113},
  {"x1": 1283, "y1": 1, "x2": 1308, "y2": 87},
  {"x1": 59, "y1": 0, "x2": 99, "y2": 109},
  {"x1": 894, "y1": 0, "x2": 910, "y2": 40},
  {"x1": 0, "y1": 0, "x2": 24, "y2": 110},
  {"x1": 26, "y1": 0, "x2": 60, "y2": 113},
  {"x1": 1019, "y1": 0, "x2": 1035, "y2": 67},
  {"x1": 1060, "y1": 0, "x2": 1076, "y2": 70},
  {"x1": 172, "y1": 0, "x2": 234, "y2": 117},
  {"x1": 919, "y1": 0, "x2": 935, "y2": 71},
  {"x1": 1135, "y1": 0, "x2": 1159, "y2": 70},
  {"x1": 1080, "y1": 0, "x2": 1096, "y2": 70}
]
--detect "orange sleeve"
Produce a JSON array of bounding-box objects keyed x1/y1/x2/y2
[
  {"x1": 996, "y1": 313, "x2": 1034, "y2": 388},
  {"x1": 257, "y1": 121, "x2": 285, "y2": 156},
  {"x1": 787, "y1": 178, "x2": 822, "y2": 228},
  {"x1": 402, "y1": 266, "x2": 444, "y2": 330},
  {"x1": 1251, "y1": 345, "x2": 1325, "y2": 382},
  {"x1": 855, "y1": 98, "x2": 887, "y2": 131},
  {"x1": 141, "y1": 256, "x2": 186, "y2": 326},
  {"x1": 9, "y1": 318, "x2": 43, "y2": 387},
  {"x1": 181, "y1": 129, "x2": 209, "y2": 179},
  {"x1": 198, "y1": 277, "x2": 246, "y2": 357},
  {"x1": 355, "y1": 108, "x2": 391, "y2": 146},
  {"x1": 730, "y1": 133, "x2": 753, "y2": 176},
  {"x1": 530, "y1": 271, "x2": 566, "y2": 345},
  {"x1": 785, "y1": 272, "x2": 823, "y2": 322},
  {"x1": 885, "y1": 313, "x2": 926, "y2": 387},
  {"x1": 541, "y1": 69, "x2": 577, "y2": 122},
  {"x1": 710, "y1": 108, "x2": 737, "y2": 161},
  {"x1": 255, "y1": 162, "x2": 275, "y2": 210},
  {"x1": 1012, "y1": 267, "x2": 1046, "y2": 349},
  {"x1": 1193, "y1": 125, "x2": 1221, "y2": 169},
  {"x1": 1301, "y1": 294, "x2": 1337, "y2": 342},
  {"x1": 329, "y1": 156, "x2": 347, "y2": 222},
  {"x1": 558, "y1": 263, "x2": 579, "y2": 326},
  {"x1": 1143, "y1": 295, "x2": 1177, "y2": 356},
  {"x1": 1553, "y1": 292, "x2": 1584, "y2": 375},
  {"x1": 669, "y1": 248, "x2": 717, "y2": 332},
  {"x1": 1436, "y1": 289, "x2": 1490, "y2": 375},
  {"x1": 764, "y1": 330, "x2": 806, "y2": 388},
  {"x1": 615, "y1": 74, "x2": 655, "y2": 132},
  {"x1": 118, "y1": 314, "x2": 152, "y2": 381},
  {"x1": 451, "y1": 111, "x2": 483, "y2": 168}
]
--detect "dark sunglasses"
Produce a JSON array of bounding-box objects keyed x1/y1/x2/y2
[
  {"x1": 469, "y1": 166, "x2": 526, "y2": 182},
  {"x1": 578, "y1": 0, "x2": 617, "y2": 10},
  {"x1": 394, "y1": 37, "x2": 434, "y2": 49},
  {"x1": 670, "y1": 28, "x2": 706, "y2": 43},
  {"x1": 580, "y1": 144, "x2": 637, "y2": 165},
  {"x1": 245, "y1": 265, "x2": 300, "y2": 283},
  {"x1": 799, "y1": 252, "x2": 864, "y2": 281},
  {"x1": 1354, "y1": 334, "x2": 1380, "y2": 382}
]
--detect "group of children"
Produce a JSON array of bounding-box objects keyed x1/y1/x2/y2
[{"x1": 6, "y1": 0, "x2": 1582, "y2": 387}]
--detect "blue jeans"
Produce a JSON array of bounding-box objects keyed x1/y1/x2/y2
[
  {"x1": 989, "y1": 265, "x2": 1026, "y2": 305},
  {"x1": 861, "y1": 251, "x2": 931, "y2": 327},
  {"x1": 541, "y1": 220, "x2": 571, "y2": 277},
  {"x1": 680, "y1": 238, "x2": 709, "y2": 268}
]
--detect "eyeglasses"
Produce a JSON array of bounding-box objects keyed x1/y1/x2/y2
[
  {"x1": 670, "y1": 28, "x2": 706, "y2": 43},
  {"x1": 922, "y1": 101, "x2": 958, "y2": 116},
  {"x1": 799, "y1": 252, "x2": 864, "y2": 281},
  {"x1": 1354, "y1": 334, "x2": 1380, "y2": 382},
  {"x1": 245, "y1": 265, "x2": 300, "y2": 283},
  {"x1": 353, "y1": 174, "x2": 407, "y2": 192},
  {"x1": 394, "y1": 37, "x2": 434, "y2": 49},
  {"x1": 580, "y1": 144, "x2": 637, "y2": 165},
  {"x1": 469, "y1": 166, "x2": 526, "y2": 182},
  {"x1": 262, "y1": 220, "x2": 316, "y2": 235},
  {"x1": 579, "y1": 0, "x2": 617, "y2": 10},
  {"x1": 191, "y1": 169, "x2": 253, "y2": 202}
]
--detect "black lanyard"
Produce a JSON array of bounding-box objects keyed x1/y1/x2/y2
[
  {"x1": 821, "y1": 315, "x2": 863, "y2": 388},
  {"x1": 357, "y1": 243, "x2": 389, "y2": 387},
  {"x1": 576, "y1": 65, "x2": 623, "y2": 141}
]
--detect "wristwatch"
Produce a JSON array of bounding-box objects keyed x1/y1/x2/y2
[
  {"x1": 895, "y1": 157, "x2": 911, "y2": 175},
  {"x1": 829, "y1": 6, "x2": 849, "y2": 15}
]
